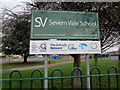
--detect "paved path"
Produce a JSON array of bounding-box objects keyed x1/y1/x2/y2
[
  {"x1": 1, "y1": 57, "x2": 45, "y2": 64},
  {"x1": 2, "y1": 61, "x2": 74, "y2": 72}
]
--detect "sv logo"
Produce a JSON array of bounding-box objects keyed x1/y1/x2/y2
[{"x1": 35, "y1": 17, "x2": 48, "y2": 28}]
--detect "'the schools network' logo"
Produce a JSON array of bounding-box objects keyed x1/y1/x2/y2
[{"x1": 35, "y1": 17, "x2": 48, "y2": 27}]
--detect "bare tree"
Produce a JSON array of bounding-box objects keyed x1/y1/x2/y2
[{"x1": 2, "y1": 7, "x2": 30, "y2": 63}]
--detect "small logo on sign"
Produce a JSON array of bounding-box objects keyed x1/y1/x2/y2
[
  {"x1": 68, "y1": 44, "x2": 77, "y2": 50},
  {"x1": 39, "y1": 43, "x2": 47, "y2": 52},
  {"x1": 91, "y1": 43, "x2": 97, "y2": 49},
  {"x1": 79, "y1": 43, "x2": 88, "y2": 49},
  {"x1": 31, "y1": 43, "x2": 37, "y2": 52},
  {"x1": 35, "y1": 17, "x2": 48, "y2": 27}
]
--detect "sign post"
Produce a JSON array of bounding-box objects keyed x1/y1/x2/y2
[
  {"x1": 86, "y1": 54, "x2": 91, "y2": 89},
  {"x1": 44, "y1": 55, "x2": 48, "y2": 89}
]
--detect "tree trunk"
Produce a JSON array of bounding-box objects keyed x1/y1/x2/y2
[
  {"x1": 70, "y1": 54, "x2": 81, "y2": 88},
  {"x1": 23, "y1": 53, "x2": 28, "y2": 63},
  {"x1": 94, "y1": 54, "x2": 98, "y2": 66},
  {"x1": 73, "y1": 54, "x2": 81, "y2": 67}
]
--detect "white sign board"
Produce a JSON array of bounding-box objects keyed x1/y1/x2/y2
[{"x1": 30, "y1": 40, "x2": 101, "y2": 54}]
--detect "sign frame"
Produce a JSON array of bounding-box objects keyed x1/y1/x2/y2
[{"x1": 30, "y1": 10, "x2": 100, "y2": 40}]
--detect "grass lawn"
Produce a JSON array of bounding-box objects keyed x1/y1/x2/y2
[{"x1": 2, "y1": 60, "x2": 120, "y2": 89}]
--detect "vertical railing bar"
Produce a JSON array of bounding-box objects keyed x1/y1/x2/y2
[
  {"x1": 30, "y1": 78, "x2": 33, "y2": 90},
  {"x1": 51, "y1": 77, "x2": 54, "y2": 88},
  {"x1": 116, "y1": 73, "x2": 119, "y2": 90},
  {"x1": 61, "y1": 76, "x2": 64, "y2": 90},
  {"x1": 9, "y1": 73, "x2": 11, "y2": 90},
  {"x1": 71, "y1": 75, "x2": 74, "y2": 90},
  {"x1": 114, "y1": 67, "x2": 119, "y2": 90},
  {"x1": 99, "y1": 73, "x2": 102, "y2": 90},
  {"x1": 108, "y1": 67, "x2": 111, "y2": 90},
  {"x1": 90, "y1": 70, "x2": 93, "y2": 90}
]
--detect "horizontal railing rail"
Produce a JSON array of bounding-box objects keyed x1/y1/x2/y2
[{"x1": 1, "y1": 73, "x2": 120, "y2": 82}]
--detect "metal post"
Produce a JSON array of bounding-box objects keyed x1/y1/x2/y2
[
  {"x1": 44, "y1": 55, "x2": 48, "y2": 89},
  {"x1": 0, "y1": 59, "x2": 2, "y2": 90},
  {"x1": 86, "y1": 54, "x2": 91, "y2": 89}
]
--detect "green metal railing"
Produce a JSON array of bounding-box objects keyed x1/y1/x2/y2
[
  {"x1": 90, "y1": 66, "x2": 102, "y2": 89},
  {"x1": 9, "y1": 70, "x2": 22, "y2": 90},
  {"x1": 1, "y1": 65, "x2": 120, "y2": 89},
  {"x1": 30, "y1": 69, "x2": 43, "y2": 89},
  {"x1": 108, "y1": 66, "x2": 119, "y2": 90},
  {"x1": 51, "y1": 68, "x2": 64, "y2": 89},
  {"x1": 71, "y1": 67, "x2": 83, "y2": 89}
]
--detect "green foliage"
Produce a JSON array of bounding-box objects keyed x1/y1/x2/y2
[{"x1": 2, "y1": 13, "x2": 30, "y2": 56}]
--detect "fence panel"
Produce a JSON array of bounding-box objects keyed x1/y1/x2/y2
[{"x1": 1, "y1": 66, "x2": 120, "y2": 89}]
